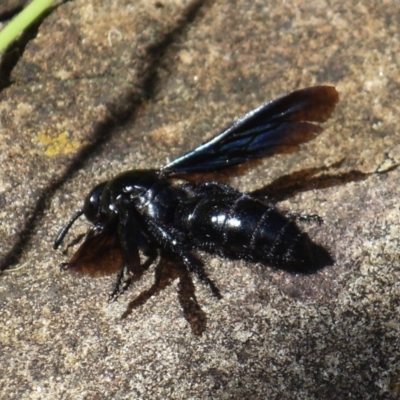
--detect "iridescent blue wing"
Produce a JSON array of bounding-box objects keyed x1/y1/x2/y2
[{"x1": 161, "y1": 86, "x2": 339, "y2": 175}]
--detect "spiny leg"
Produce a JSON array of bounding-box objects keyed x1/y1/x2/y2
[
  {"x1": 182, "y1": 181, "x2": 237, "y2": 196},
  {"x1": 284, "y1": 210, "x2": 323, "y2": 225},
  {"x1": 121, "y1": 257, "x2": 181, "y2": 319},
  {"x1": 179, "y1": 253, "x2": 221, "y2": 299},
  {"x1": 109, "y1": 268, "x2": 127, "y2": 302},
  {"x1": 145, "y1": 218, "x2": 222, "y2": 299},
  {"x1": 109, "y1": 246, "x2": 159, "y2": 302},
  {"x1": 109, "y1": 203, "x2": 143, "y2": 302}
]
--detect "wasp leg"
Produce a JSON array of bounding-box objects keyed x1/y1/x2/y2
[
  {"x1": 284, "y1": 211, "x2": 323, "y2": 225},
  {"x1": 178, "y1": 252, "x2": 221, "y2": 299},
  {"x1": 109, "y1": 204, "x2": 143, "y2": 302},
  {"x1": 182, "y1": 181, "x2": 237, "y2": 197},
  {"x1": 145, "y1": 218, "x2": 221, "y2": 299},
  {"x1": 108, "y1": 268, "x2": 137, "y2": 302}
]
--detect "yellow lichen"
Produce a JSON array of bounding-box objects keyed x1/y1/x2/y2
[{"x1": 35, "y1": 131, "x2": 87, "y2": 157}]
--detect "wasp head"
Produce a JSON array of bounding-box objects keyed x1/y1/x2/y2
[{"x1": 53, "y1": 181, "x2": 108, "y2": 250}]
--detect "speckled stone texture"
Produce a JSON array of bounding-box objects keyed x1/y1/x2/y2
[{"x1": 0, "y1": 0, "x2": 399, "y2": 399}]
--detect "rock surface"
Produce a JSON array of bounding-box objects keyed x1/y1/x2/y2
[{"x1": 0, "y1": 0, "x2": 399, "y2": 398}]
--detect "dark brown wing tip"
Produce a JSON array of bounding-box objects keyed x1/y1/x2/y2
[
  {"x1": 309, "y1": 86, "x2": 339, "y2": 122},
  {"x1": 61, "y1": 232, "x2": 125, "y2": 277},
  {"x1": 64, "y1": 262, "x2": 118, "y2": 277}
]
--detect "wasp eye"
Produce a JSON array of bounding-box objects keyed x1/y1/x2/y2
[{"x1": 83, "y1": 182, "x2": 107, "y2": 223}]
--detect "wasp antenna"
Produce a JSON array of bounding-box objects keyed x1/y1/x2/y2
[{"x1": 54, "y1": 209, "x2": 84, "y2": 250}]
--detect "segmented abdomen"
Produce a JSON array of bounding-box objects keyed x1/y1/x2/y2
[{"x1": 175, "y1": 192, "x2": 313, "y2": 268}]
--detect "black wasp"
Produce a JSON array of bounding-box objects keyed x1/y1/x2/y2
[{"x1": 54, "y1": 86, "x2": 339, "y2": 302}]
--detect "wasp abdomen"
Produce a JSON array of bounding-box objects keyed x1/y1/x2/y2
[{"x1": 175, "y1": 190, "x2": 313, "y2": 269}]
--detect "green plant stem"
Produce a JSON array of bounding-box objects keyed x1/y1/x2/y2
[{"x1": 0, "y1": 0, "x2": 56, "y2": 54}]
